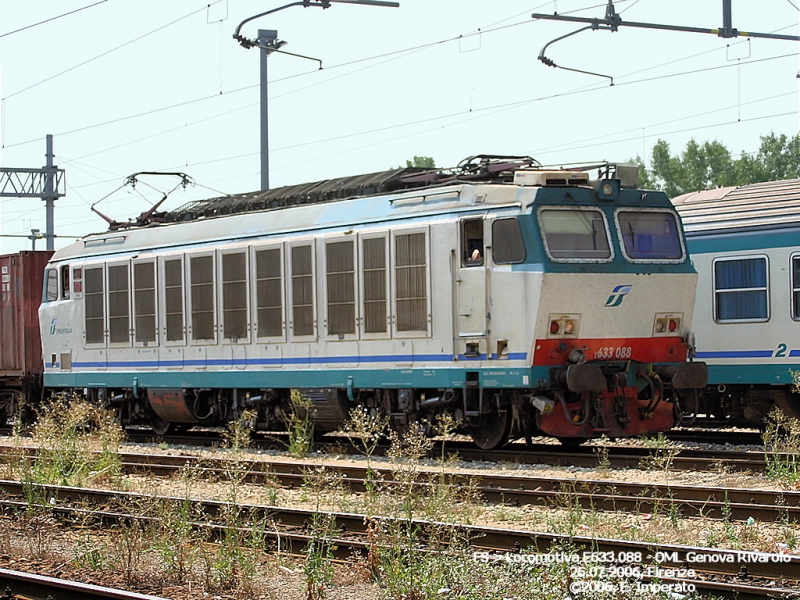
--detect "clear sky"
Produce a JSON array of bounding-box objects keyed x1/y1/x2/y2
[{"x1": 1, "y1": 0, "x2": 798, "y2": 253}]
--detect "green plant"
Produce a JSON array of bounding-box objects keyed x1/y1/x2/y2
[
  {"x1": 639, "y1": 432, "x2": 679, "y2": 473},
  {"x1": 19, "y1": 394, "x2": 123, "y2": 488},
  {"x1": 223, "y1": 408, "x2": 256, "y2": 452},
  {"x1": 763, "y1": 407, "x2": 800, "y2": 487},
  {"x1": 342, "y1": 407, "x2": 388, "y2": 507},
  {"x1": 285, "y1": 390, "x2": 314, "y2": 457}
]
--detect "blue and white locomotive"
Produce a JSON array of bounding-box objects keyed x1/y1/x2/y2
[
  {"x1": 673, "y1": 178, "x2": 800, "y2": 424},
  {"x1": 39, "y1": 156, "x2": 707, "y2": 447}
]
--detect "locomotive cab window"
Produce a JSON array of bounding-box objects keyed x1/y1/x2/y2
[
  {"x1": 462, "y1": 219, "x2": 484, "y2": 266},
  {"x1": 44, "y1": 269, "x2": 58, "y2": 302},
  {"x1": 492, "y1": 218, "x2": 526, "y2": 264},
  {"x1": 616, "y1": 209, "x2": 684, "y2": 262},
  {"x1": 60, "y1": 265, "x2": 70, "y2": 299},
  {"x1": 538, "y1": 207, "x2": 612, "y2": 261},
  {"x1": 713, "y1": 256, "x2": 769, "y2": 323}
]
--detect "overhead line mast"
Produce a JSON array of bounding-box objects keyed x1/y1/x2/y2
[
  {"x1": 533, "y1": 0, "x2": 800, "y2": 43},
  {"x1": 0, "y1": 135, "x2": 65, "y2": 251}
]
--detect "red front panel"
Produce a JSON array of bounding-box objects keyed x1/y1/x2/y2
[{"x1": 533, "y1": 336, "x2": 688, "y2": 366}]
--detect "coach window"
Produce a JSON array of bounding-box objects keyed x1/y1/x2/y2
[
  {"x1": 190, "y1": 255, "x2": 216, "y2": 342},
  {"x1": 462, "y1": 219, "x2": 484, "y2": 266},
  {"x1": 133, "y1": 261, "x2": 157, "y2": 344},
  {"x1": 326, "y1": 239, "x2": 356, "y2": 336},
  {"x1": 44, "y1": 269, "x2": 58, "y2": 302},
  {"x1": 395, "y1": 230, "x2": 429, "y2": 333},
  {"x1": 108, "y1": 263, "x2": 131, "y2": 345},
  {"x1": 60, "y1": 265, "x2": 70, "y2": 299},
  {"x1": 254, "y1": 247, "x2": 283, "y2": 338},
  {"x1": 84, "y1": 266, "x2": 105, "y2": 344},
  {"x1": 164, "y1": 258, "x2": 185, "y2": 343},
  {"x1": 222, "y1": 251, "x2": 248, "y2": 342},
  {"x1": 291, "y1": 244, "x2": 315, "y2": 337},
  {"x1": 791, "y1": 254, "x2": 800, "y2": 320},
  {"x1": 492, "y1": 218, "x2": 526, "y2": 264},
  {"x1": 539, "y1": 207, "x2": 612, "y2": 261},
  {"x1": 714, "y1": 256, "x2": 769, "y2": 322}
]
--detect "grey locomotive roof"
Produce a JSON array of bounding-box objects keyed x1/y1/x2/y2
[{"x1": 672, "y1": 178, "x2": 800, "y2": 233}]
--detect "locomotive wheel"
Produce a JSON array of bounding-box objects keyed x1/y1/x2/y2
[
  {"x1": 468, "y1": 409, "x2": 511, "y2": 450},
  {"x1": 150, "y1": 415, "x2": 173, "y2": 436}
]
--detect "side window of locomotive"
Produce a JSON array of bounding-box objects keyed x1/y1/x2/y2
[
  {"x1": 164, "y1": 258, "x2": 185, "y2": 342},
  {"x1": 617, "y1": 210, "x2": 683, "y2": 261},
  {"x1": 492, "y1": 218, "x2": 526, "y2": 264},
  {"x1": 44, "y1": 269, "x2": 59, "y2": 302},
  {"x1": 539, "y1": 208, "x2": 611, "y2": 261},
  {"x1": 60, "y1": 265, "x2": 70, "y2": 299},
  {"x1": 326, "y1": 240, "x2": 356, "y2": 336},
  {"x1": 190, "y1": 255, "x2": 215, "y2": 341},
  {"x1": 255, "y1": 248, "x2": 282, "y2": 338},
  {"x1": 362, "y1": 236, "x2": 388, "y2": 334},
  {"x1": 133, "y1": 262, "x2": 157, "y2": 344},
  {"x1": 108, "y1": 264, "x2": 131, "y2": 344},
  {"x1": 222, "y1": 252, "x2": 248, "y2": 342},
  {"x1": 291, "y1": 245, "x2": 314, "y2": 336},
  {"x1": 462, "y1": 219, "x2": 484, "y2": 266},
  {"x1": 395, "y1": 232, "x2": 428, "y2": 332},
  {"x1": 791, "y1": 255, "x2": 800, "y2": 320},
  {"x1": 714, "y1": 256, "x2": 769, "y2": 322},
  {"x1": 84, "y1": 267, "x2": 105, "y2": 344}
]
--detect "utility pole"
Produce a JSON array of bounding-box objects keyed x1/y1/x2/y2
[
  {"x1": 233, "y1": 0, "x2": 400, "y2": 191},
  {"x1": 0, "y1": 135, "x2": 66, "y2": 251},
  {"x1": 259, "y1": 29, "x2": 279, "y2": 191}
]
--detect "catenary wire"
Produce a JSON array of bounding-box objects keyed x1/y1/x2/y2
[
  {"x1": 2, "y1": 1, "x2": 221, "y2": 101},
  {"x1": 0, "y1": 1, "x2": 111, "y2": 40},
  {"x1": 2, "y1": 1, "x2": 622, "y2": 150}
]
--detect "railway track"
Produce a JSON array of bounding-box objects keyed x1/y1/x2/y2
[
  {"x1": 0, "y1": 480, "x2": 796, "y2": 600},
  {"x1": 123, "y1": 428, "x2": 771, "y2": 472},
  {"x1": 0, "y1": 445, "x2": 794, "y2": 522},
  {"x1": 0, "y1": 566, "x2": 169, "y2": 600},
  {"x1": 119, "y1": 450, "x2": 800, "y2": 522}
]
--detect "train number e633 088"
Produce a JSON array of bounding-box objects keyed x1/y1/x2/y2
[{"x1": 594, "y1": 346, "x2": 632, "y2": 360}]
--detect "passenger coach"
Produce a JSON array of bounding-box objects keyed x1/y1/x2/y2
[
  {"x1": 673, "y1": 178, "x2": 800, "y2": 425},
  {"x1": 39, "y1": 156, "x2": 706, "y2": 447}
]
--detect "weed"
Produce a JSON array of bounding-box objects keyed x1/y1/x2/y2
[
  {"x1": 762, "y1": 407, "x2": 800, "y2": 488},
  {"x1": 223, "y1": 408, "x2": 257, "y2": 452},
  {"x1": 639, "y1": 432, "x2": 679, "y2": 473},
  {"x1": 342, "y1": 407, "x2": 388, "y2": 507},
  {"x1": 18, "y1": 394, "x2": 123, "y2": 488},
  {"x1": 594, "y1": 444, "x2": 611, "y2": 472},
  {"x1": 285, "y1": 390, "x2": 315, "y2": 457}
]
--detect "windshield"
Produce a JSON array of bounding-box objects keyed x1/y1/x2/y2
[
  {"x1": 617, "y1": 210, "x2": 683, "y2": 261},
  {"x1": 539, "y1": 208, "x2": 612, "y2": 261}
]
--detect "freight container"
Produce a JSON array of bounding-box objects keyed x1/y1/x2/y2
[{"x1": 0, "y1": 251, "x2": 53, "y2": 415}]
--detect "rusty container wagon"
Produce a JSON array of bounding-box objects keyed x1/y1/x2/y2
[{"x1": 0, "y1": 250, "x2": 53, "y2": 423}]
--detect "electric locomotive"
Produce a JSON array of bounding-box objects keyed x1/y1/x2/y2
[
  {"x1": 38, "y1": 156, "x2": 707, "y2": 447},
  {"x1": 673, "y1": 178, "x2": 800, "y2": 425}
]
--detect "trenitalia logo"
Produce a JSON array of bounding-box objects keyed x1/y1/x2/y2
[
  {"x1": 49, "y1": 318, "x2": 72, "y2": 335},
  {"x1": 605, "y1": 284, "x2": 632, "y2": 307}
]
